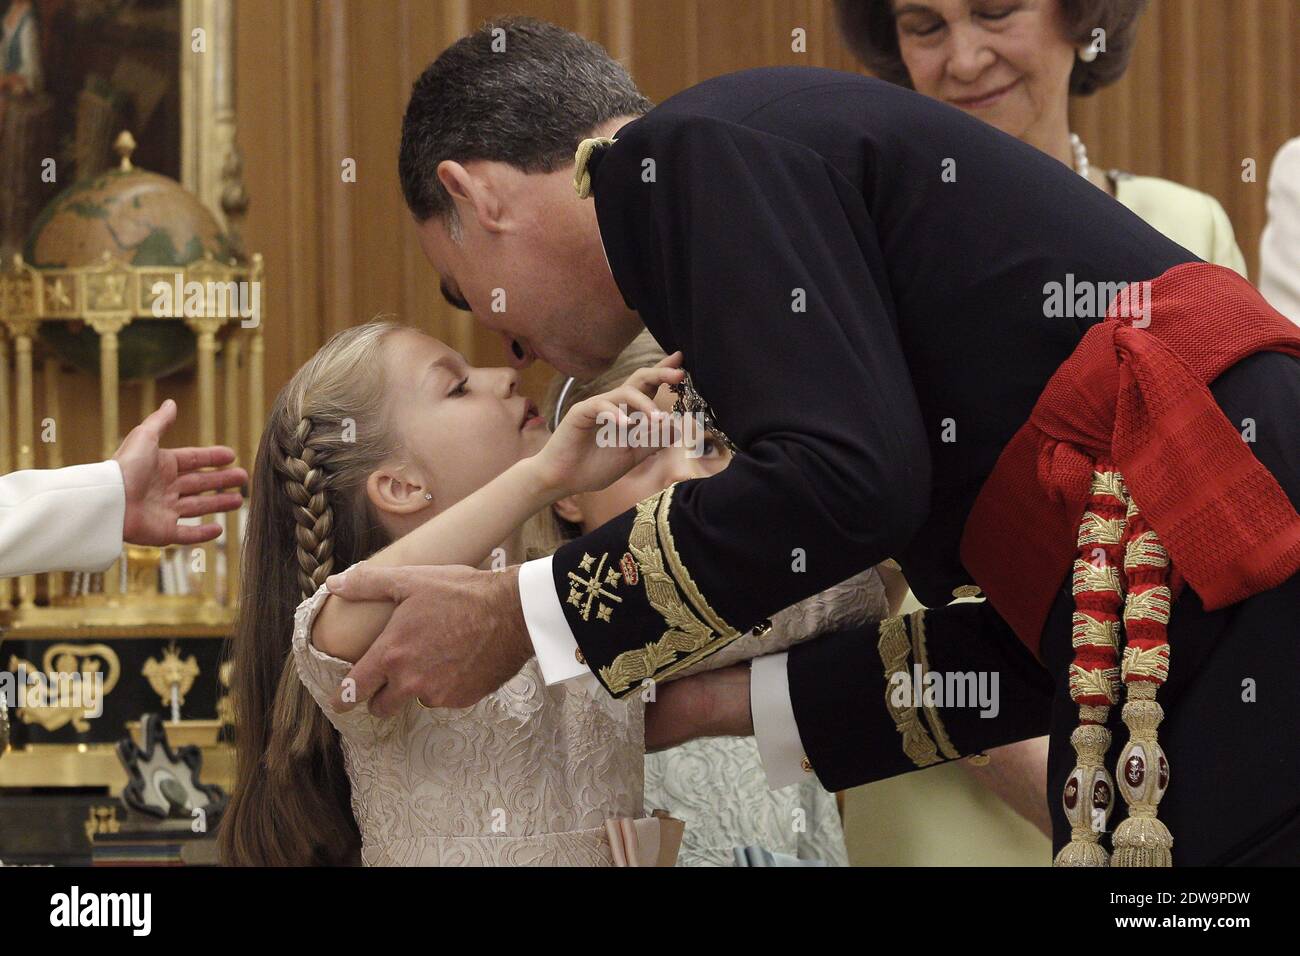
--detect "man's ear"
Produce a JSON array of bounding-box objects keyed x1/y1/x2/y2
[
  {"x1": 436, "y1": 159, "x2": 505, "y2": 234},
  {"x1": 366, "y1": 466, "x2": 433, "y2": 517},
  {"x1": 552, "y1": 495, "x2": 584, "y2": 526}
]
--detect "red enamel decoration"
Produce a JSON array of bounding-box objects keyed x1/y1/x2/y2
[
  {"x1": 620, "y1": 552, "x2": 638, "y2": 586},
  {"x1": 1125, "y1": 754, "x2": 1145, "y2": 787},
  {"x1": 1092, "y1": 779, "x2": 1111, "y2": 810}
]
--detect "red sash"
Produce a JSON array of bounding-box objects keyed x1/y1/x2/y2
[{"x1": 960, "y1": 262, "x2": 1300, "y2": 657}]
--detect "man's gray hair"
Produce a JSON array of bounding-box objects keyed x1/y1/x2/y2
[{"x1": 399, "y1": 17, "x2": 653, "y2": 228}]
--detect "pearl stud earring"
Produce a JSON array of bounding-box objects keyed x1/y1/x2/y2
[{"x1": 423, "y1": 492, "x2": 433, "y2": 501}]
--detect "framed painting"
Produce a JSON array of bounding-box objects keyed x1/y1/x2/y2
[{"x1": 0, "y1": 0, "x2": 238, "y2": 259}]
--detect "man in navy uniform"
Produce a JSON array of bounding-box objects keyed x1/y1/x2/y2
[{"x1": 326, "y1": 18, "x2": 1300, "y2": 865}]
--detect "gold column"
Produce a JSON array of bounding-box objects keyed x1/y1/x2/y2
[
  {"x1": 139, "y1": 378, "x2": 156, "y2": 421},
  {"x1": 43, "y1": 356, "x2": 62, "y2": 600},
  {"x1": 223, "y1": 334, "x2": 242, "y2": 608},
  {"x1": 0, "y1": 333, "x2": 11, "y2": 610},
  {"x1": 42, "y1": 357, "x2": 62, "y2": 465},
  {"x1": 187, "y1": 316, "x2": 222, "y2": 607},
  {"x1": 10, "y1": 321, "x2": 37, "y2": 611},
  {"x1": 90, "y1": 316, "x2": 128, "y2": 595}
]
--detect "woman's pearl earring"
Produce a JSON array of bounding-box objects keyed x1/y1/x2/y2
[
  {"x1": 423, "y1": 491, "x2": 433, "y2": 501},
  {"x1": 1078, "y1": 43, "x2": 1099, "y2": 63}
]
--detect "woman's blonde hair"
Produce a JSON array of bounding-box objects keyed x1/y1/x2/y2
[{"x1": 221, "y1": 320, "x2": 406, "y2": 866}]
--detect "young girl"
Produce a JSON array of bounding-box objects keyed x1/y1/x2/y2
[
  {"x1": 221, "y1": 319, "x2": 687, "y2": 865},
  {"x1": 221, "y1": 321, "x2": 884, "y2": 866}
]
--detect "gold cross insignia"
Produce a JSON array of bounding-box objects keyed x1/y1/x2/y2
[{"x1": 567, "y1": 551, "x2": 624, "y2": 623}]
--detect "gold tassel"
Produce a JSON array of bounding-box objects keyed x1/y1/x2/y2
[
  {"x1": 1054, "y1": 719, "x2": 1116, "y2": 866},
  {"x1": 1111, "y1": 684, "x2": 1174, "y2": 866},
  {"x1": 1110, "y1": 495, "x2": 1174, "y2": 867}
]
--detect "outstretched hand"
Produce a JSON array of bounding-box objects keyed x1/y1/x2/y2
[{"x1": 113, "y1": 399, "x2": 248, "y2": 547}]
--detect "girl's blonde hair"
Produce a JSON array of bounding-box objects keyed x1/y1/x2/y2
[{"x1": 221, "y1": 320, "x2": 405, "y2": 866}]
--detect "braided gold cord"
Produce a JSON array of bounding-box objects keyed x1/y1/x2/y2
[
  {"x1": 1054, "y1": 465, "x2": 1126, "y2": 867},
  {"x1": 573, "y1": 136, "x2": 616, "y2": 199},
  {"x1": 1112, "y1": 493, "x2": 1175, "y2": 867}
]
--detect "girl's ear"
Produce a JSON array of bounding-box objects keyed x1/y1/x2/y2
[
  {"x1": 551, "y1": 494, "x2": 584, "y2": 527},
  {"x1": 366, "y1": 466, "x2": 433, "y2": 516}
]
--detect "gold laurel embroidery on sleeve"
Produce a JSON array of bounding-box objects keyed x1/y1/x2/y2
[
  {"x1": 597, "y1": 488, "x2": 743, "y2": 695},
  {"x1": 909, "y1": 610, "x2": 960, "y2": 761},
  {"x1": 878, "y1": 615, "x2": 943, "y2": 768},
  {"x1": 654, "y1": 482, "x2": 738, "y2": 638}
]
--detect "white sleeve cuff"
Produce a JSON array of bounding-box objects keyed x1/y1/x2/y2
[
  {"x1": 518, "y1": 556, "x2": 592, "y2": 684},
  {"x1": 751, "y1": 652, "x2": 812, "y2": 790},
  {"x1": 0, "y1": 460, "x2": 125, "y2": 578}
]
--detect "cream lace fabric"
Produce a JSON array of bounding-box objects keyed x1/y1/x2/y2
[
  {"x1": 292, "y1": 584, "x2": 646, "y2": 866},
  {"x1": 291, "y1": 569, "x2": 884, "y2": 866},
  {"x1": 645, "y1": 569, "x2": 887, "y2": 866}
]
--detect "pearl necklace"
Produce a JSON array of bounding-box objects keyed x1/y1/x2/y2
[{"x1": 1069, "y1": 132, "x2": 1090, "y2": 180}]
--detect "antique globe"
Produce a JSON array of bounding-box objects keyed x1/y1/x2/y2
[{"x1": 23, "y1": 133, "x2": 238, "y2": 381}]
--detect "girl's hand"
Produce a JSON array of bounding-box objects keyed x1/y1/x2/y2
[{"x1": 533, "y1": 353, "x2": 685, "y2": 495}]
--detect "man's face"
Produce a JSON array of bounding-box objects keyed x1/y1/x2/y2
[{"x1": 414, "y1": 151, "x2": 642, "y2": 379}]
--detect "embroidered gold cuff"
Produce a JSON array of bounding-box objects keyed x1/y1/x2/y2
[
  {"x1": 877, "y1": 610, "x2": 960, "y2": 765},
  {"x1": 909, "y1": 610, "x2": 960, "y2": 761},
  {"x1": 597, "y1": 484, "x2": 741, "y2": 695},
  {"x1": 879, "y1": 612, "x2": 950, "y2": 768}
]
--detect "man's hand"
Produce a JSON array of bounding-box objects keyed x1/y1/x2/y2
[
  {"x1": 113, "y1": 399, "x2": 247, "y2": 547},
  {"x1": 644, "y1": 664, "x2": 754, "y2": 751},
  {"x1": 325, "y1": 564, "x2": 533, "y2": 717}
]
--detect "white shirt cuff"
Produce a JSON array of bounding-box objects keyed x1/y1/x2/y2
[
  {"x1": 751, "y1": 652, "x2": 812, "y2": 790},
  {"x1": 518, "y1": 555, "x2": 592, "y2": 685}
]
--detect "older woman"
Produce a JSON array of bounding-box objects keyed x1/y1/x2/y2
[
  {"x1": 834, "y1": 0, "x2": 1246, "y2": 274},
  {"x1": 830, "y1": 0, "x2": 1246, "y2": 864}
]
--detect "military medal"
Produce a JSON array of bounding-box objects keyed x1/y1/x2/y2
[{"x1": 670, "y1": 372, "x2": 738, "y2": 454}]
